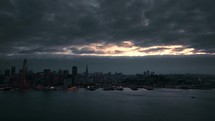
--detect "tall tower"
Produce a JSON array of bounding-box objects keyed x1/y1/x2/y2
[
  {"x1": 23, "y1": 59, "x2": 28, "y2": 79},
  {"x1": 86, "y1": 64, "x2": 88, "y2": 78},
  {"x1": 84, "y1": 65, "x2": 89, "y2": 84},
  {"x1": 23, "y1": 59, "x2": 27, "y2": 70},
  {"x1": 72, "y1": 66, "x2": 78, "y2": 85},
  {"x1": 20, "y1": 59, "x2": 28, "y2": 89},
  {"x1": 11, "y1": 66, "x2": 16, "y2": 76}
]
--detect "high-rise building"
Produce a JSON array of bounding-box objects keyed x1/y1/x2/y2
[
  {"x1": 86, "y1": 64, "x2": 88, "y2": 78},
  {"x1": 63, "y1": 70, "x2": 69, "y2": 78},
  {"x1": 58, "y1": 69, "x2": 63, "y2": 75},
  {"x1": 20, "y1": 59, "x2": 28, "y2": 89},
  {"x1": 72, "y1": 66, "x2": 78, "y2": 85},
  {"x1": 44, "y1": 69, "x2": 51, "y2": 85},
  {"x1": 63, "y1": 69, "x2": 72, "y2": 88},
  {"x1": 44, "y1": 69, "x2": 51, "y2": 74},
  {"x1": 23, "y1": 59, "x2": 27, "y2": 71},
  {"x1": 58, "y1": 69, "x2": 64, "y2": 85},
  {"x1": 72, "y1": 66, "x2": 77, "y2": 76},
  {"x1": 11, "y1": 66, "x2": 16, "y2": 76},
  {"x1": 85, "y1": 64, "x2": 89, "y2": 84}
]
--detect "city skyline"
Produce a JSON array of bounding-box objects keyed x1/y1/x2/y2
[{"x1": 1, "y1": 59, "x2": 214, "y2": 90}]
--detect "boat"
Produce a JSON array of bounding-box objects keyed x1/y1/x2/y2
[
  {"x1": 49, "y1": 86, "x2": 57, "y2": 91},
  {"x1": 1, "y1": 87, "x2": 12, "y2": 91},
  {"x1": 130, "y1": 87, "x2": 138, "y2": 91},
  {"x1": 67, "y1": 86, "x2": 77, "y2": 92},
  {"x1": 143, "y1": 86, "x2": 154, "y2": 90},
  {"x1": 35, "y1": 85, "x2": 44, "y2": 90},
  {"x1": 116, "y1": 86, "x2": 124, "y2": 91},
  {"x1": 129, "y1": 85, "x2": 138, "y2": 91},
  {"x1": 87, "y1": 86, "x2": 98, "y2": 91}
]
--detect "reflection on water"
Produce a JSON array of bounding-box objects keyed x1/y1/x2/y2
[{"x1": 0, "y1": 88, "x2": 215, "y2": 121}]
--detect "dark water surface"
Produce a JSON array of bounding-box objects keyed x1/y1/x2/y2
[{"x1": 0, "y1": 88, "x2": 215, "y2": 121}]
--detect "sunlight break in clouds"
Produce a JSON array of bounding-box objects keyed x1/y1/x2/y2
[{"x1": 62, "y1": 41, "x2": 211, "y2": 57}]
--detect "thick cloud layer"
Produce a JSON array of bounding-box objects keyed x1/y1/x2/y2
[{"x1": 0, "y1": 0, "x2": 215, "y2": 57}]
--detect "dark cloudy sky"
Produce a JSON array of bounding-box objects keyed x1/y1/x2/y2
[{"x1": 0, "y1": 0, "x2": 215, "y2": 74}]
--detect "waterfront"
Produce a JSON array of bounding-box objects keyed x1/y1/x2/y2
[{"x1": 0, "y1": 88, "x2": 215, "y2": 121}]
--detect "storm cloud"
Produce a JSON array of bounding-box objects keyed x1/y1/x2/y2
[{"x1": 0, "y1": 0, "x2": 215, "y2": 57}]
